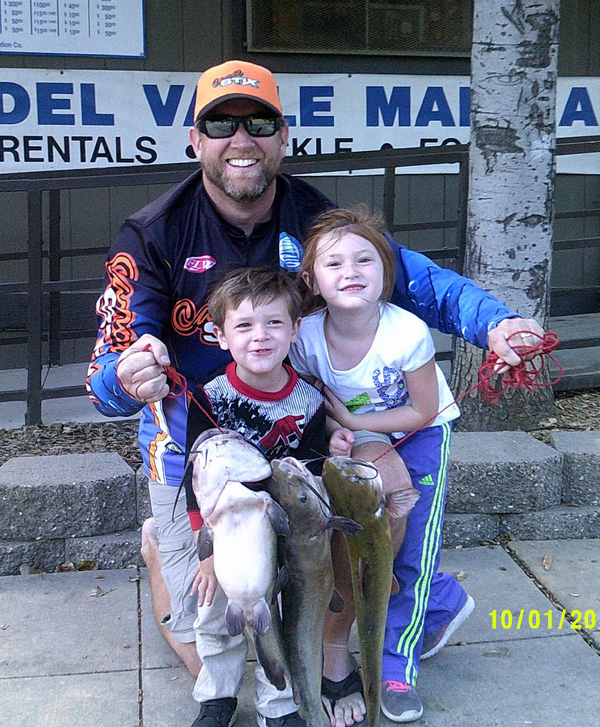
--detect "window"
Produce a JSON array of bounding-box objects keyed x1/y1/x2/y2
[{"x1": 247, "y1": 0, "x2": 473, "y2": 57}]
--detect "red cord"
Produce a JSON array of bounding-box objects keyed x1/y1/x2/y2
[{"x1": 372, "y1": 330, "x2": 562, "y2": 463}]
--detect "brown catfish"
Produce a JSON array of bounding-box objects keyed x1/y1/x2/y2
[
  {"x1": 266, "y1": 458, "x2": 361, "y2": 727},
  {"x1": 321, "y1": 457, "x2": 419, "y2": 727}
]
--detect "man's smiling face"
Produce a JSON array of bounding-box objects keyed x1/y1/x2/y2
[{"x1": 189, "y1": 99, "x2": 288, "y2": 205}]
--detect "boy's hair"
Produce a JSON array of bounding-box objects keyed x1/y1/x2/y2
[
  {"x1": 299, "y1": 206, "x2": 397, "y2": 311},
  {"x1": 208, "y1": 267, "x2": 302, "y2": 329}
]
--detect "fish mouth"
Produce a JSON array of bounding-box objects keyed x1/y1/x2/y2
[
  {"x1": 279, "y1": 457, "x2": 310, "y2": 477},
  {"x1": 327, "y1": 456, "x2": 379, "y2": 479},
  {"x1": 243, "y1": 476, "x2": 271, "y2": 491},
  {"x1": 280, "y1": 456, "x2": 302, "y2": 470}
]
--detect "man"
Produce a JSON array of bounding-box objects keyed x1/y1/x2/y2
[{"x1": 87, "y1": 60, "x2": 543, "y2": 727}]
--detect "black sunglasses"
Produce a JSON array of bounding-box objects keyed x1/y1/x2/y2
[{"x1": 197, "y1": 115, "x2": 284, "y2": 139}]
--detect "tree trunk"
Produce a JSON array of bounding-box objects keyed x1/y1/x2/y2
[{"x1": 451, "y1": 0, "x2": 560, "y2": 431}]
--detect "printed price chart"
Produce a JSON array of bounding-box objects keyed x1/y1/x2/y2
[{"x1": 0, "y1": 0, "x2": 144, "y2": 57}]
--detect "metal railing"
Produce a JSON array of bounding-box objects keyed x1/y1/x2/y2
[{"x1": 1, "y1": 136, "x2": 599, "y2": 425}]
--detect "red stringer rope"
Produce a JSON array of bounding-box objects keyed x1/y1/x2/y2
[{"x1": 372, "y1": 330, "x2": 562, "y2": 464}]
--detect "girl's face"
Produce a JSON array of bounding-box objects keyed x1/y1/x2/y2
[{"x1": 304, "y1": 231, "x2": 385, "y2": 312}]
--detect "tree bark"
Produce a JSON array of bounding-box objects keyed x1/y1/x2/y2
[{"x1": 451, "y1": 0, "x2": 560, "y2": 431}]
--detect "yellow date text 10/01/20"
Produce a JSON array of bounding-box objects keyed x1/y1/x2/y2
[{"x1": 489, "y1": 609, "x2": 597, "y2": 630}]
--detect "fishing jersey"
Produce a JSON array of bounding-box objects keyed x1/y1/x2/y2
[
  {"x1": 87, "y1": 169, "x2": 518, "y2": 488},
  {"x1": 184, "y1": 362, "x2": 326, "y2": 530}
]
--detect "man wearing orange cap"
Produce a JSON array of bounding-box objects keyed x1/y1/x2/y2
[
  {"x1": 89, "y1": 60, "x2": 335, "y2": 727},
  {"x1": 88, "y1": 59, "x2": 544, "y2": 727}
]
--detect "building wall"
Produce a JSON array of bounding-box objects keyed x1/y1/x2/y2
[{"x1": 0, "y1": 0, "x2": 598, "y2": 369}]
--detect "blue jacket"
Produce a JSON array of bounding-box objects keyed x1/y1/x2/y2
[{"x1": 87, "y1": 170, "x2": 517, "y2": 486}]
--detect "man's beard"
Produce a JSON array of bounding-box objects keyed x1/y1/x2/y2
[{"x1": 201, "y1": 158, "x2": 279, "y2": 204}]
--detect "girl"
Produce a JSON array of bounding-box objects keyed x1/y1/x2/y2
[{"x1": 289, "y1": 207, "x2": 473, "y2": 725}]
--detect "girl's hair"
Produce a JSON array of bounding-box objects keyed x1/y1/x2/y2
[
  {"x1": 299, "y1": 205, "x2": 397, "y2": 312},
  {"x1": 207, "y1": 267, "x2": 302, "y2": 329}
]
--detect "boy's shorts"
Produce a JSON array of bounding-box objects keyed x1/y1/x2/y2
[
  {"x1": 351, "y1": 429, "x2": 393, "y2": 449},
  {"x1": 149, "y1": 480, "x2": 198, "y2": 644}
]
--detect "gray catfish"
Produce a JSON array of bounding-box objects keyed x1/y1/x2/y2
[
  {"x1": 322, "y1": 457, "x2": 420, "y2": 727},
  {"x1": 187, "y1": 428, "x2": 272, "y2": 520},
  {"x1": 266, "y1": 457, "x2": 361, "y2": 727},
  {"x1": 200, "y1": 480, "x2": 290, "y2": 638}
]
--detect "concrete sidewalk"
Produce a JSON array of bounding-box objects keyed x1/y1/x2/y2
[{"x1": 1, "y1": 540, "x2": 599, "y2": 727}]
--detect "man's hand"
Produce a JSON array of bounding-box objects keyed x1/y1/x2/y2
[
  {"x1": 190, "y1": 555, "x2": 218, "y2": 607},
  {"x1": 329, "y1": 428, "x2": 355, "y2": 457},
  {"x1": 116, "y1": 334, "x2": 171, "y2": 403},
  {"x1": 488, "y1": 318, "x2": 545, "y2": 374}
]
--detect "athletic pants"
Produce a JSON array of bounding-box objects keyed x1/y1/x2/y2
[{"x1": 382, "y1": 423, "x2": 466, "y2": 686}]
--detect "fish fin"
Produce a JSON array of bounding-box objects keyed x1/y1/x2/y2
[
  {"x1": 251, "y1": 599, "x2": 272, "y2": 637},
  {"x1": 328, "y1": 588, "x2": 345, "y2": 613},
  {"x1": 266, "y1": 500, "x2": 292, "y2": 537},
  {"x1": 197, "y1": 526, "x2": 213, "y2": 561},
  {"x1": 327, "y1": 516, "x2": 363, "y2": 536},
  {"x1": 254, "y1": 635, "x2": 287, "y2": 691},
  {"x1": 390, "y1": 574, "x2": 400, "y2": 596},
  {"x1": 385, "y1": 487, "x2": 420, "y2": 519},
  {"x1": 225, "y1": 602, "x2": 245, "y2": 636},
  {"x1": 271, "y1": 566, "x2": 289, "y2": 604}
]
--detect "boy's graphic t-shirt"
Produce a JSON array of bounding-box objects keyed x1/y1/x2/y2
[{"x1": 290, "y1": 303, "x2": 460, "y2": 438}]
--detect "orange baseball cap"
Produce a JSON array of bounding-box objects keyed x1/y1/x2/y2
[{"x1": 194, "y1": 60, "x2": 283, "y2": 122}]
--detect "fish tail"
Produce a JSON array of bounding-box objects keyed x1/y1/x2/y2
[{"x1": 254, "y1": 634, "x2": 286, "y2": 691}]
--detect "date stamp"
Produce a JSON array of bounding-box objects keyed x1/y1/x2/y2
[{"x1": 489, "y1": 609, "x2": 598, "y2": 631}]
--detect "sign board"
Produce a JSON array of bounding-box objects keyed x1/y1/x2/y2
[
  {"x1": 0, "y1": 0, "x2": 144, "y2": 58},
  {"x1": 0, "y1": 69, "x2": 598, "y2": 174}
]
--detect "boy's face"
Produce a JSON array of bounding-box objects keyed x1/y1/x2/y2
[{"x1": 213, "y1": 296, "x2": 300, "y2": 390}]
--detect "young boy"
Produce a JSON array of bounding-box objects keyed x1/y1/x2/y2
[{"x1": 184, "y1": 267, "x2": 351, "y2": 727}]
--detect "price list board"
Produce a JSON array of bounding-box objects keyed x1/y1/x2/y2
[{"x1": 0, "y1": 0, "x2": 144, "y2": 57}]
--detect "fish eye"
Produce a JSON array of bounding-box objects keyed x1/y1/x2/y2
[{"x1": 299, "y1": 493, "x2": 308, "y2": 503}]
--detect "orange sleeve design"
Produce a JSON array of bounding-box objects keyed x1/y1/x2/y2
[{"x1": 92, "y1": 252, "x2": 139, "y2": 358}]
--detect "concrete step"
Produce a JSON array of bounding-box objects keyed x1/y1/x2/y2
[
  {"x1": 550, "y1": 431, "x2": 600, "y2": 505},
  {"x1": 446, "y1": 431, "x2": 563, "y2": 514},
  {"x1": 0, "y1": 452, "x2": 137, "y2": 541}
]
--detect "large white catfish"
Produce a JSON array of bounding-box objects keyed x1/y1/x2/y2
[
  {"x1": 199, "y1": 481, "x2": 291, "y2": 639},
  {"x1": 187, "y1": 428, "x2": 272, "y2": 520}
]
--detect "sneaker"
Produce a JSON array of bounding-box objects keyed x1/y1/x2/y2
[
  {"x1": 191, "y1": 698, "x2": 237, "y2": 727},
  {"x1": 256, "y1": 710, "x2": 306, "y2": 727},
  {"x1": 381, "y1": 681, "x2": 423, "y2": 723},
  {"x1": 421, "y1": 594, "x2": 475, "y2": 660}
]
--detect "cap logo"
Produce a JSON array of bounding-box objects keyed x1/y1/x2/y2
[
  {"x1": 213, "y1": 69, "x2": 260, "y2": 89},
  {"x1": 184, "y1": 255, "x2": 216, "y2": 273}
]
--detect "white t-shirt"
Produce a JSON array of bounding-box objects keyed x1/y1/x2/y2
[{"x1": 289, "y1": 303, "x2": 460, "y2": 438}]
